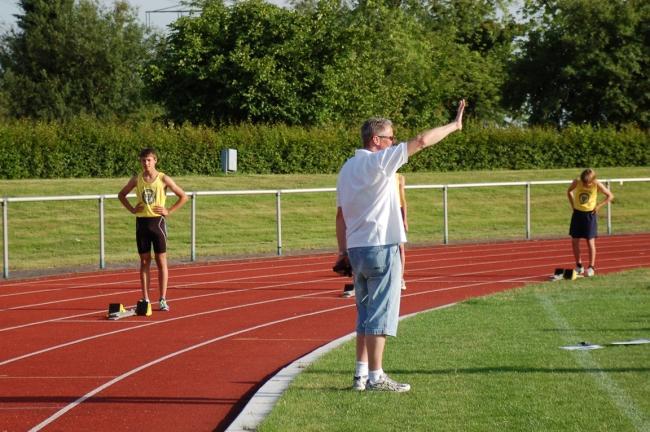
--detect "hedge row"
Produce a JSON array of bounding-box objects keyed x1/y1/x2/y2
[{"x1": 0, "y1": 117, "x2": 647, "y2": 179}]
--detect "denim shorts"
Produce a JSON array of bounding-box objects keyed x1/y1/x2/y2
[{"x1": 348, "y1": 244, "x2": 402, "y2": 337}]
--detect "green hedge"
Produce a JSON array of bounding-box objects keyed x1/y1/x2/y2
[{"x1": 0, "y1": 118, "x2": 647, "y2": 179}]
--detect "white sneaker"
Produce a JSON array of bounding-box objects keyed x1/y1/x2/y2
[
  {"x1": 366, "y1": 373, "x2": 410, "y2": 392},
  {"x1": 353, "y1": 375, "x2": 368, "y2": 391},
  {"x1": 586, "y1": 267, "x2": 595, "y2": 277},
  {"x1": 575, "y1": 265, "x2": 585, "y2": 275},
  {"x1": 401, "y1": 280, "x2": 406, "y2": 291}
]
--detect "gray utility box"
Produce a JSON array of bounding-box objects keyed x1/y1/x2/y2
[{"x1": 221, "y1": 149, "x2": 237, "y2": 173}]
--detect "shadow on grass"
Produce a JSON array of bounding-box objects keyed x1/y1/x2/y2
[{"x1": 303, "y1": 365, "x2": 650, "y2": 377}]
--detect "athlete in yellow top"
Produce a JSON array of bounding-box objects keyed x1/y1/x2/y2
[
  {"x1": 396, "y1": 173, "x2": 408, "y2": 290},
  {"x1": 118, "y1": 148, "x2": 188, "y2": 312},
  {"x1": 566, "y1": 168, "x2": 613, "y2": 277}
]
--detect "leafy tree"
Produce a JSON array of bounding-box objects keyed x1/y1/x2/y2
[
  {"x1": 506, "y1": 0, "x2": 649, "y2": 127},
  {"x1": 147, "y1": 0, "x2": 514, "y2": 126},
  {"x1": 0, "y1": 0, "x2": 154, "y2": 120}
]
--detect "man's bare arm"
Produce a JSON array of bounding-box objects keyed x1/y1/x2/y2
[
  {"x1": 407, "y1": 100, "x2": 465, "y2": 156},
  {"x1": 336, "y1": 207, "x2": 347, "y2": 254}
]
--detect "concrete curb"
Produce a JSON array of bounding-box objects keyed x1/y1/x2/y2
[{"x1": 225, "y1": 302, "x2": 457, "y2": 431}]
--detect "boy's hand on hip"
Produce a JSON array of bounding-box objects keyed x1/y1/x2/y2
[{"x1": 153, "y1": 206, "x2": 169, "y2": 216}]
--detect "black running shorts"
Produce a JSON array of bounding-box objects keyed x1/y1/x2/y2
[
  {"x1": 136, "y1": 217, "x2": 167, "y2": 254},
  {"x1": 569, "y1": 209, "x2": 597, "y2": 239}
]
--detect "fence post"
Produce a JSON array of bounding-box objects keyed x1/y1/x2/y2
[
  {"x1": 606, "y1": 180, "x2": 612, "y2": 235},
  {"x1": 98, "y1": 196, "x2": 105, "y2": 269},
  {"x1": 443, "y1": 186, "x2": 449, "y2": 245},
  {"x1": 525, "y1": 183, "x2": 531, "y2": 240},
  {"x1": 276, "y1": 191, "x2": 282, "y2": 256},
  {"x1": 2, "y1": 197, "x2": 8, "y2": 279},
  {"x1": 190, "y1": 192, "x2": 196, "y2": 261}
]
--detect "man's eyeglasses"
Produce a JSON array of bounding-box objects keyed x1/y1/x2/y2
[{"x1": 376, "y1": 135, "x2": 395, "y2": 142}]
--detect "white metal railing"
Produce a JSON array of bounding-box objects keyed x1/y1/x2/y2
[{"x1": 2, "y1": 177, "x2": 649, "y2": 279}]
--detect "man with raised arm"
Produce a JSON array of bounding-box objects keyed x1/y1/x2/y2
[{"x1": 336, "y1": 100, "x2": 465, "y2": 392}]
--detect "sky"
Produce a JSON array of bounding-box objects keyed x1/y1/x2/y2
[{"x1": 0, "y1": 0, "x2": 288, "y2": 32}]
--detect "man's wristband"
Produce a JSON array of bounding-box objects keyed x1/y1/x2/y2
[{"x1": 338, "y1": 251, "x2": 348, "y2": 257}]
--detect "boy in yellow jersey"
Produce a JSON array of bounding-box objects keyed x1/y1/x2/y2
[
  {"x1": 118, "y1": 148, "x2": 188, "y2": 312},
  {"x1": 396, "y1": 173, "x2": 408, "y2": 290},
  {"x1": 566, "y1": 168, "x2": 614, "y2": 277}
]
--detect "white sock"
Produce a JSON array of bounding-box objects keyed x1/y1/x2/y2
[
  {"x1": 355, "y1": 361, "x2": 368, "y2": 377},
  {"x1": 369, "y1": 369, "x2": 384, "y2": 383}
]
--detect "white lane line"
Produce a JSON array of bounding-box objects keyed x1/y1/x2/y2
[
  {"x1": 536, "y1": 293, "x2": 650, "y2": 432},
  {"x1": 2, "y1": 238, "x2": 644, "y2": 315},
  {"x1": 0, "y1": 376, "x2": 115, "y2": 379},
  {"x1": 1, "y1": 234, "x2": 645, "y2": 297},
  {"x1": 27, "y1": 303, "x2": 358, "y2": 432},
  {"x1": 0, "y1": 243, "x2": 644, "y2": 366}
]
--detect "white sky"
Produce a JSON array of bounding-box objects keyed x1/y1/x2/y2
[{"x1": 0, "y1": 0, "x2": 288, "y2": 32}]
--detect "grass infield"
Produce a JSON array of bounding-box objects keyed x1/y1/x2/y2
[
  {"x1": 259, "y1": 268, "x2": 650, "y2": 432},
  {"x1": 0, "y1": 167, "x2": 649, "y2": 273}
]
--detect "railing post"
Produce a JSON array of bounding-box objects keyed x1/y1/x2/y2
[
  {"x1": 190, "y1": 192, "x2": 197, "y2": 261},
  {"x1": 2, "y1": 197, "x2": 8, "y2": 279},
  {"x1": 525, "y1": 183, "x2": 531, "y2": 240},
  {"x1": 276, "y1": 191, "x2": 282, "y2": 256},
  {"x1": 442, "y1": 186, "x2": 449, "y2": 245},
  {"x1": 606, "y1": 180, "x2": 612, "y2": 235},
  {"x1": 99, "y1": 196, "x2": 105, "y2": 269}
]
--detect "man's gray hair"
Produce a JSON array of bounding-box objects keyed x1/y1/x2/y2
[{"x1": 360, "y1": 117, "x2": 392, "y2": 147}]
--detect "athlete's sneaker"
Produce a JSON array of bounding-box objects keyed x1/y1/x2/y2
[
  {"x1": 353, "y1": 375, "x2": 368, "y2": 391},
  {"x1": 366, "y1": 374, "x2": 410, "y2": 393},
  {"x1": 401, "y1": 280, "x2": 407, "y2": 291},
  {"x1": 586, "y1": 266, "x2": 595, "y2": 277},
  {"x1": 575, "y1": 265, "x2": 585, "y2": 275},
  {"x1": 342, "y1": 287, "x2": 355, "y2": 298},
  {"x1": 159, "y1": 298, "x2": 170, "y2": 312}
]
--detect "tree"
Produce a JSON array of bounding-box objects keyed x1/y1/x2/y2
[
  {"x1": 0, "y1": 0, "x2": 154, "y2": 120},
  {"x1": 147, "y1": 0, "x2": 514, "y2": 126},
  {"x1": 505, "y1": 0, "x2": 649, "y2": 127}
]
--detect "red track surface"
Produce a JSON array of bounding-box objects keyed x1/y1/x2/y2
[{"x1": 1, "y1": 235, "x2": 648, "y2": 431}]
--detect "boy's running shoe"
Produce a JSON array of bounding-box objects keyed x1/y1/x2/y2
[
  {"x1": 575, "y1": 265, "x2": 585, "y2": 275},
  {"x1": 586, "y1": 267, "x2": 595, "y2": 277},
  {"x1": 353, "y1": 375, "x2": 368, "y2": 391},
  {"x1": 159, "y1": 298, "x2": 170, "y2": 312},
  {"x1": 366, "y1": 374, "x2": 410, "y2": 393},
  {"x1": 401, "y1": 280, "x2": 407, "y2": 291}
]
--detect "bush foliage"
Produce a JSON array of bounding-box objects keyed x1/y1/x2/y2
[{"x1": 0, "y1": 118, "x2": 647, "y2": 179}]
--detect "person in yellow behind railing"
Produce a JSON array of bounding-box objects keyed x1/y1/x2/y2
[
  {"x1": 566, "y1": 168, "x2": 614, "y2": 277},
  {"x1": 118, "y1": 148, "x2": 188, "y2": 312},
  {"x1": 396, "y1": 173, "x2": 408, "y2": 291}
]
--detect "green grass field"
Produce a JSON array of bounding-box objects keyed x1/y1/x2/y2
[
  {"x1": 1, "y1": 167, "x2": 649, "y2": 274},
  {"x1": 260, "y1": 268, "x2": 650, "y2": 432}
]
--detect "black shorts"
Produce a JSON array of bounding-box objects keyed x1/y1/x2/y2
[
  {"x1": 569, "y1": 210, "x2": 597, "y2": 239},
  {"x1": 136, "y1": 217, "x2": 167, "y2": 254}
]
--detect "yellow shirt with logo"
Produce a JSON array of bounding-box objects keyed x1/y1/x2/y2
[
  {"x1": 573, "y1": 179, "x2": 597, "y2": 212},
  {"x1": 136, "y1": 172, "x2": 166, "y2": 217}
]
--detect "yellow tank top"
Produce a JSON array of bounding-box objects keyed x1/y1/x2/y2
[
  {"x1": 395, "y1": 174, "x2": 405, "y2": 208},
  {"x1": 135, "y1": 172, "x2": 166, "y2": 217},
  {"x1": 573, "y1": 179, "x2": 597, "y2": 212}
]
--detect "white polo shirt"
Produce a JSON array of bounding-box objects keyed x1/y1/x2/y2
[{"x1": 336, "y1": 142, "x2": 408, "y2": 249}]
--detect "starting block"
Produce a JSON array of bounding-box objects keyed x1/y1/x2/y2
[
  {"x1": 107, "y1": 303, "x2": 136, "y2": 320},
  {"x1": 550, "y1": 268, "x2": 583, "y2": 281},
  {"x1": 135, "y1": 299, "x2": 152, "y2": 316}
]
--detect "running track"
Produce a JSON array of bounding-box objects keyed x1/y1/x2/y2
[{"x1": 1, "y1": 235, "x2": 648, "y2": 431}]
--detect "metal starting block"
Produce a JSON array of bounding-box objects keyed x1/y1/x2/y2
[
  {"x1": 107, "y1": 303, "x2": 136, "y2": 320},
  {"x1": 550, "y1": 268, "x2": 583, "y2": 281}
]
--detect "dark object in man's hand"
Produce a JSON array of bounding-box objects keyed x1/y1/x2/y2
[{"x1": 333, "y1": 256, "x2": 352, "y2": 277}]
